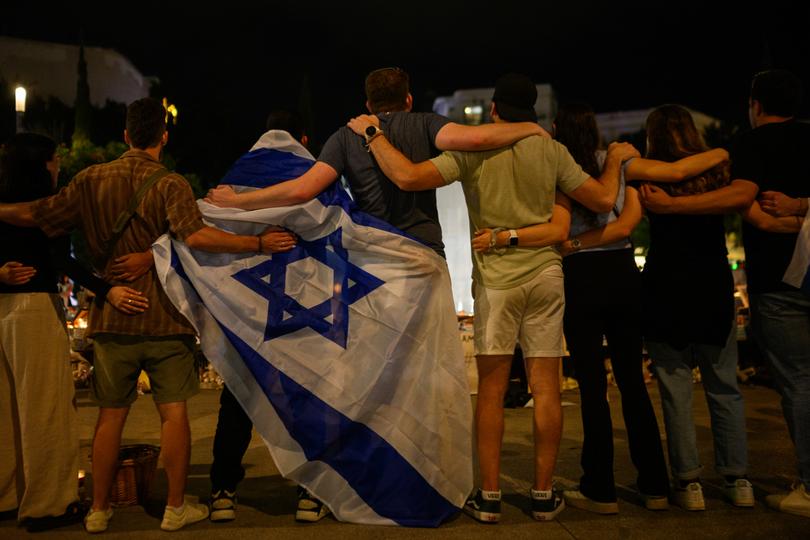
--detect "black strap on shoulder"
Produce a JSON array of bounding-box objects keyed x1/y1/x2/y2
[{"x1": 101, "y1": 167, "x2": 171, "y2": 265}]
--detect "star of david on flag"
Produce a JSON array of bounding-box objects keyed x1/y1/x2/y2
[
  {"x1": 232, "y1": 227, "x2": 384, "y2": 348},
  {"x1": 153, "y1": 130, "x2": 472, "y2": 527}
]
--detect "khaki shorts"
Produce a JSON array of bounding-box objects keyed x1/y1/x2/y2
[
  {"x1": 91, "y1": 333, "x2": 199, "y2": 407},
  {"x1": 473, "y1": 264, "x2": 565, "y2": 358}
]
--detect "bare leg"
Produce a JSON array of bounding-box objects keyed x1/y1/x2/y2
[
  {"x1": 156, "y1": 401, "x2": 191, "y2": 508},
  {"x1": 475, "y1": 354, "x2": 512, "y2": 491},
  {"x1": 525, "y1": 356, "x2": 562, "y2": 491},
  {"x1": 91, "y1": 407, "x2": 130, "y2": 511}
]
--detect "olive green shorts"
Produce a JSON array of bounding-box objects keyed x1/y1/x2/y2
[{"x1": 91, "y1": 333, "x2": 199, "y2": 408}]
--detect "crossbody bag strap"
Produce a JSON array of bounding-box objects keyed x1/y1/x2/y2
[{"x1": 101, "y1": 167, "x2": 171, "y2": 264}]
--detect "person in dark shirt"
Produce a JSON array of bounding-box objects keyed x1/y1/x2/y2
[
  {"x1": 553, "y1": 103, "x2": 730, "y2": 515},
  {"x1": 205, "y1": 67, "x2": 547, "y2": 258},
  {"x1": 0, "y1": 133, "x2": 147, "y2": 532},
  {"x1": 632, "y1": 105, "x2": 753, "y2": 511},
  {"x1": 640, "y1": 70, "x2": 809, "y2": 517},
  {"x1": 205, "y1": 110, "x2": 331, "y2": 524}
]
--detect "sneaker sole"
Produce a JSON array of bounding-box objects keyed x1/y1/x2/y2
[
  {"x1": 160, "y1": 511, "x2": 209, "y2": 531},
  {"x1": 210, "y1": 508, "x2": 236, "y2": 522},
  {"x1": 729, "y1": 495, "x2": 755, "y2": 508},
  {"x1": 462, "y1": 506, "x2": 500, "y2": 523},
  {"x1": 532, "y1": 499, "x2": 566, "y2": 521},
  {"x1": 295, "y1": 508, "x2": 330, "y2": 522},
  {"x1": 675, "y1": 499, "x2": 705, "y2": 511},
  {"x1": 770, "y1": 504, "x2": 810, "y2": 518},
  {"x1": 84, "y1": 510, "x2": 113, "y2": 534},
  {"x1": 643, "y1": 497, "x2": 670, "y2": 511},
  {"x1": 564, "y1": 494, "x2": 617, "y2": 515},
  {"x1": 84, "y1": 523, "x2": 109, "y2": 534}
]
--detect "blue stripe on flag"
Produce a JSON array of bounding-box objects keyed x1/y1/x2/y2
[
  {"x1": 169, "y1": 246, "x2": 458, "y2": 527},
  {"x1": 220, "y1": 148, "x2": 315, "y2": 188},
  {"x1": 218, "y1": 147, "x2": 434, "y2": 250}
]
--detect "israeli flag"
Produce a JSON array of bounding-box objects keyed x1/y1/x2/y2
[{"x1": 153, "y1": 130, "x2": 472, "y2": 526}]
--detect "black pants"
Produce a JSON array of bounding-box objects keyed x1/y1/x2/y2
[
  {"x1": 563, "y1": 249, "x2": 669, "y2": 501},
  {"x1": 210, "y1": 385, "x2": 254, "y2": 492}
]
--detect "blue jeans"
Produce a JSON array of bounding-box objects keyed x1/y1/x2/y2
[
  {"x1": 647, "y1": 325, "x2": 748, "y2": 481},
  {"x1": 750, "y1": 291, "x2": 810, "y2": 490}
]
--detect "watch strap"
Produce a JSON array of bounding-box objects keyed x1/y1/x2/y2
[{"x1": 508, "y1": 229, "x2": 518, "y2": 247}]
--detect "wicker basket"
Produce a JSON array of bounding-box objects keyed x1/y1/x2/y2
[{"x1": 110, "y1": 444, "x2": 160, "y2": 507}]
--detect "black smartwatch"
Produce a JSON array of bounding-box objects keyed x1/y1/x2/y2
[
  {"x1": 508, "y1": 229, "x2": 519, "y2": 247},
  {"x1": 364, "y1": 125, "x2": 383, "y2": 146}
]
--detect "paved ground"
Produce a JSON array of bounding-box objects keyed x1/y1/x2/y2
[{"x1": 2, "y1": 382, "x2": 807, "y2": 539}]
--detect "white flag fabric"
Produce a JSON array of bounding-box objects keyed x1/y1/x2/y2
[
  {"x1": 152, "y1": 131, "x2": 472, "y2": 526},
  {"x1": 783, "y1": 202, "x2": 810, "y2": 294}
]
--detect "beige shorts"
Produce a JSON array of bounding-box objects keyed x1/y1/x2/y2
[{"x1": 473, "y1": 264, "x2": 565, "y2": 358}]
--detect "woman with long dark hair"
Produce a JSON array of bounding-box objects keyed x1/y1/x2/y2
[
  {"x1": 554, "y1": 103, "x2": 730, "y2": 514},
  {"x1": 638, "y1": 104, "x2": 752, "y2": 512},
  {"x1": 0, "y1": 133, "x2": 147, "y2": 531}
]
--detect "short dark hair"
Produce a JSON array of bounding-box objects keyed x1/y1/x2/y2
[
  {"x1": 0, "y1": 132, "x2": 57, "y2": 203},
  {"x1": 751, "y1": 69, "x2": 803, "y2": 117},
  {"x1": 265, "y1": 110, "x2": 306, "y2": 142},
  {"x1": 126, "y1": 98, "x2": 166, "y2": 149},
  {"x1": 364, "y1": 67, "x2": 410, "y2": 113}
]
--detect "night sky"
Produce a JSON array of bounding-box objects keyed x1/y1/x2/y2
[{"x1": 5, "y1": 1, "x2": 810, "y2": 185}]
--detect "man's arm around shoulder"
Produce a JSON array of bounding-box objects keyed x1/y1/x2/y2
[
  {"x1": 0, "y1": 202, "x2": 36, "y2": 227},
  {"x1": 434, "y1": 121, "x2": 549, "y2": 151},
  {"x1": 640, "y1": 179, "x2": 758, "y2": 215},
  {"x1": 206, "y1": 162, "x2": 339, "y2": 210},
  {"x1": 347, "y1": 115, "x2": 446, "y2": 191}
]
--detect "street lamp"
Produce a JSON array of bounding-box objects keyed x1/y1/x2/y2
[{"x1": 15, "y1": 86, "x2": 26, "y2": 133}]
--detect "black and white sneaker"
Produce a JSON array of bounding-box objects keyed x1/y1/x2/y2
[
  {"x1": 210, "y1": 489, "x2": 236, "y2": 522},
  {"x1": 531, "y1": 488, "x2": 565, "y2": 521},
  {"x1": 296, "y1": 487, "x2": 331, "y2": 522},
  {"x1": 463, "y1": 488, "x2": 501, "y2": 523}
]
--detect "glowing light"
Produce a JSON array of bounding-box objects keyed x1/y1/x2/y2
[
  {"x1": 15, "y1": 86, "x2": 26, "y2": 112},
  {"x1": 162, "y1": 97, "x2": 179, "y2": 125}
]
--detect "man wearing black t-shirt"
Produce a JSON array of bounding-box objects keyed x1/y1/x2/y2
[{"x1": 640, "y1": 69, "x2": 810, "y2": 518}]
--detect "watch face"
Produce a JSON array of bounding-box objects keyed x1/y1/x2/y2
[{"x1": 365, "y1": 125, "x2": 377, "y2": 137}]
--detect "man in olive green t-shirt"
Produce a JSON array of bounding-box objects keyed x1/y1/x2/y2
[{"x1": 347, "y1": 73, "x2": 637, "y2": 523}]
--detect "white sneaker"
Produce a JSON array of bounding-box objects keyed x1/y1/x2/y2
[
  {"x1": 766, "y1": 483, "x2": 810, "y2": 518},
  {"x1": 724, "y1": 478, "x2": 755, "y2": 507},
  {"x1": 160, "y1": 501, "x2": 210, "y2": 531},
  {"x1": 562, "y1": 489, "x2": 618, "y2": 514},
  {"x1": 84, "y1": 508, "x2": 113, "y2": 534},
  {"x1": 674, "y1": 482, "x2": 705, "y2": 511}
]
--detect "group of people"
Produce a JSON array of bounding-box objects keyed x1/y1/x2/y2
[{"x1": 0, "y1": 65, "x2": 807, "y2": 534}]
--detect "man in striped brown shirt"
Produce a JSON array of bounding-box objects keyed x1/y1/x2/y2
[{"x1": 0, "y1": 98, "x2": 296, "y2": 532}]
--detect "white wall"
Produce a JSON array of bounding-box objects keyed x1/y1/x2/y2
[
  {"x1": 436, "y1": 182, "x2": 474, "y2": 314},
  {"x1": 0, "y1": 36, "x2": 150, "y2": 107}
]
